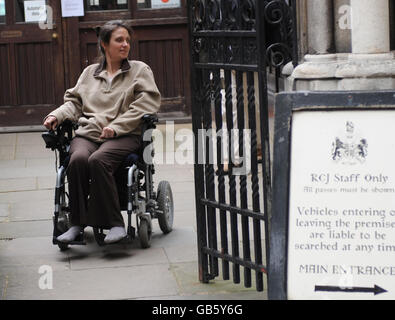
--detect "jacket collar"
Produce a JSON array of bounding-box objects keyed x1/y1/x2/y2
[{"x1": 93, "y1": 59, "x2": 131, "y2": 77}]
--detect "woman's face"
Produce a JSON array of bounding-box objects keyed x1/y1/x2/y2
[{"x1": 102, "y1": 27, "x2": 131, "y2": 64}]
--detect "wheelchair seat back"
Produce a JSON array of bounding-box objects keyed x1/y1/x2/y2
[
  {"x1": 117, "y1": 113, "x2": 158, "y2": 169},
  {"x1": 115, "y1": 114, "x2": 158, "y2": 208}
]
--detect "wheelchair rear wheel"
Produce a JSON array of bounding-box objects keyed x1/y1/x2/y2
[{"x1": 157, "y1": 180, "x2": 174, "y2": 234}]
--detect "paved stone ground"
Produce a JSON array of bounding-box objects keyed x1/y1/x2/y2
[{"x1": 0, "y1": 123, "x2": 268, "y2": 300}]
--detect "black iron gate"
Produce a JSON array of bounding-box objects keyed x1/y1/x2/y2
[{"x1": 189, "y1": 0, "x2": 297, "y2": 291}]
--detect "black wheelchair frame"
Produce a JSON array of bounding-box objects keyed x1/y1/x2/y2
[{"x1": 42, "y1": 115, "x2": 174, "y2": 251}]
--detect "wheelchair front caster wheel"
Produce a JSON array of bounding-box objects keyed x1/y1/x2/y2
[
  {"x1": 58, "y1": 242, "x2": 69, "y2": 251},
  {"x1": 157, "y1": 181, "x2": 174, "y2": 234},
  {"x1": 93, "y1": 228, "x2": 106, "y2": 246},
  {"x1": 138, "y1": 219, "x2": 152, "y2": 249}
]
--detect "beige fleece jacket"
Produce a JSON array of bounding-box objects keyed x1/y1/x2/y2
[{"x1": 47, "y1": 60, "x2": 161, "y2": 142}]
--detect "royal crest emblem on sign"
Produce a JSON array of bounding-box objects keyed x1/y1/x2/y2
[{"x1": 331, "y1": 121, "x2": 368, "y2": 165}]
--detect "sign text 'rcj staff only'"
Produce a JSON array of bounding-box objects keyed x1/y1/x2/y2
[{"x1": 268, "y1": 91, "x2": 395, "y2": 300}]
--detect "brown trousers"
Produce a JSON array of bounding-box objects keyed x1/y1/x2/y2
[{"x1": 67, "y1": 135, "x2": 140, "y2": 228}]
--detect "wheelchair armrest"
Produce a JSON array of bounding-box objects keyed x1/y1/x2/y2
[
  {"x1": 42, "y1": 119, "x2": 78, "y2": 152},
  {"x1": 42, "y1": 131, "x2": 59, "y2": 150}
]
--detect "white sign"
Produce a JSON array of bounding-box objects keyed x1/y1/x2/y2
[
  {"x1": 61, "y1": 0, "x2": 84, "y2": 17},
  {"x1": 0, "y1": 0, "x2": 5, "y2": 16},
  {"x1": 287, "y1": 110, "x2": 395, "y2": 300},
  {"x1": 24, "y1": 0, "x2": 46, "y2": 23},
  {"x1": 151, "y1": 0, "x2": 180, "y2": 9}
]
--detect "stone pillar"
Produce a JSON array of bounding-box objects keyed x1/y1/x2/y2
[
  {"x1": 307, "y1": 0, "x2": 334, "y2": 54},
  {"x1": 283, "y1": 0, "x2": 395, "y2": 92},
  {"x1": 350, "y1": 0, "x2": 390, "y2": 54}
]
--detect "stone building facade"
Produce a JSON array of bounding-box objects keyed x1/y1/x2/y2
[{"x1": 284, "y1": 0, "x2": 395, "y2": 92}]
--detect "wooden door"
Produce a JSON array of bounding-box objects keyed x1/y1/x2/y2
[
  {"x1": 0, "y1": 0, "x2": 65, "y2": 126},
  {"x1": 132, "y1": 24, "x2": 190, "y2": 116},
  {"x1": 131, "y1": 0, "x2": 191, "y2": 118}
]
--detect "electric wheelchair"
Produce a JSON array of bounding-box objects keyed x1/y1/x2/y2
[{"x1": 42, "y1": 115, "x2": 174, "y2": 251}]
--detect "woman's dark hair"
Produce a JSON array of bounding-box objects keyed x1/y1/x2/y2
[{"x1": 96, "y1": 20, "x2": 132, "y2": 64}]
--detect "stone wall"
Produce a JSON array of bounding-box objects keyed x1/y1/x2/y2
[{"x1": 285, "y1": 0, "x2": 395, "y2": 91}]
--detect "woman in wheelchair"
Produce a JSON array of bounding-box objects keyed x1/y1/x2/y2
[{"x1": 43, "y1": 20, "x2": 170, "y2": 248}]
